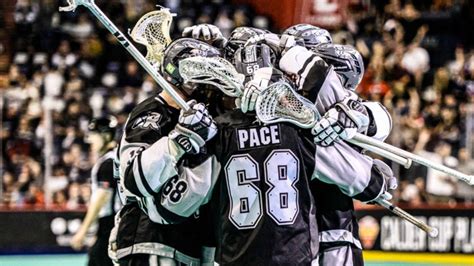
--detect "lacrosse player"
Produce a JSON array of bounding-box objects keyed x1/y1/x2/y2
[
  {"x1": 183, "y1": 23, "x2": 398, "y2": 264},
  {"x1": 238, "y1": 24, "x2": 395, "y2": 266},
  {"x1": 283, "y1": 26, "x2": 393, "y2": 266},
  {"x1": 112, "y1": 38, "x2": 221, "y2": 266},
  {"x1": 201, "y1": 68, "x2": 396, "y2": 265},
  {"x1": 71, "y1": 116, "x2": 120, "y2": 266}
]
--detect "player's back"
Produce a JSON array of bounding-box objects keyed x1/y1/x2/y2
[{"x1": 211, "y1": 109, "x2": 319, "y2": 266}]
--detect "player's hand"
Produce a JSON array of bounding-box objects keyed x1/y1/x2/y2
[
  {"x1": 244, "y1": 33, "x2": 302, "y2": 56},
  {"x1": 70, "y1": 231, "x2": 86, "y2": 250},
  {"x1": 182, "y1": 24, "x2": 224, "y2": 42},
  {"x1": 244, "y1": 33, "x2": 280, "y2": 53},
  {"x1": 369, "y1": 159, "x2": 398, "y2": 203},
  {"x1": 312, "y1": 99, "x2": 370, "y2": 146},
  {"x1": 169, "y1": 100, "x2": 217, "y2": 154},
  {"x1": 240, "y1": 67, "x2": 273, "y2": 113}
]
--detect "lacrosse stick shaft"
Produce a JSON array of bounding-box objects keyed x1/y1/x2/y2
[
  {"x1": 376, "y1": 198, "x2": 438, "y2": 238},
  {"x1": 348, "y1": 139, "x2": 412, "y2": 169},
  {"x1": 74, "y1": 1, "x2": 189, "y2": 111},
  {"x1": 353, "y1": 133, "x2": 473, "y2": 185}
]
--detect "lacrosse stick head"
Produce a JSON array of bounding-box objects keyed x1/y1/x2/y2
[
  {"x1": 59, "y1": 0, "x2": 94, "y2": 12},
  {"x1": 255, "y1": 81, "x2": 320, "y2": 129},
  {"x1": 179, "y1": 56, "x2": 244, "y2": 97},
  {"x1": 129, "y1": 7, "x2": 175, "y2": 66}
]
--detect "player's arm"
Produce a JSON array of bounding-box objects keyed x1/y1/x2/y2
[
  {"x1": 312, "y1": 141, "x2": 397, "y2": 203},
  {"x1": 120, "y1": 100, "x2": 214, "y2": 198},
  {"x1": 362, "y1": 100, "x2": 392, "y2": 142},
  {"x1": 120, "y1": 101, "x2": 218, "y2": 223},
  {"x1": 279, "y1": 46, "x2": 392, "y2": 145},
  {"x1": 279, "y1": 45, "x2": 351, "y2": 112},
  {"x1": 71, "y1": 159, "x2": 114, "y2": 250},
  {"x1": 142, "y1": 152, "x2": 221, "y2": 224}
]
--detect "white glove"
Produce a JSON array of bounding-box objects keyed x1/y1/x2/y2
[
  {"x1": 312, "y1": 99, "x2": 369, "y2": 146},
  {"x1": 371, "y1": 159, "x2": 398, "y2": 202},
  {"x1": 244, "y1": 33, "x2": 301, "y2": 55},
  {"x1": 240, "y1": 67, "x2": 274, "y2": 113},
  {"x1": 169, "y1": 100, "x2": 217, "y2": 154},
  {"x1": 182, "y1": 24, "x2": 224, "y2": 42}
]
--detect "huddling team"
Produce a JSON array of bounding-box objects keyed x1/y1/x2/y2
[{"x1": 96, "y1": 23, "x2": 398, "y2": 266}]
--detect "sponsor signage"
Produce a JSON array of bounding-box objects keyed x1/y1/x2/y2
[
  {"x1": 0, "y1": 211, "x2": 94, "y2": 254},
  {"x1": 357, "y1": 207, "x2": 474, "y2": 253},
  {"x1": 294, "y1": 0, "x2": 349, "y2": 28}
]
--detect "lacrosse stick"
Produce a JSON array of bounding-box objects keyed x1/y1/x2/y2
[
  {"x1": 129, "y1": 8, "x2": 175, "y2": 68},
  {"x1": 377, "y1": 198, "x2": 438, "y2": 238},
  {"x1": 180, "y1": 56, "x2": 413, "y2": 168},
  {"x1": 255, "y1": 81, "x2": 473, "y2": 185},
  {"x1": 256, "y1": 81, "x2": 411, "y2": 167},
  {"x1": 179, "y1": 56, "x2": 245, "y2": 97},
  {"x1": 59, "y1": 0, "x2": 190, "y2": 111},
  {"x1": 254, "y1": 84, "x2": 438, "y2": 236}
]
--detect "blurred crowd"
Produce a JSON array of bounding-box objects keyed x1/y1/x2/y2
[{"x1": 1, "y1": 0, "x2": 473, "y2": 209}]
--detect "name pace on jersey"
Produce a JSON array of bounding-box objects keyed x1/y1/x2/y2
[{"x1": 237, "y1": 124, "x2": 281, "y2": 150}]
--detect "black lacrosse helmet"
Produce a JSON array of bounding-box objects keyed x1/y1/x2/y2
[
  {"x1": 312, "y1": 43, "x2": 364, "y2": 91},
  {"x1": 283, "y1": 24, "x2": 332, "y2": 49},
  {"x1": 88, "y1": 115, "x2": 118, "y2": 139},
  {"x1": 224, "y1": 27, "x2": 277, "y2": 83},
  {"x1": 161, "y1": 38, "x2": 222, "y2": 96},
  {"x1": 233, "y1": 44, "x2": 276, "y2": 83},
  {"x1": 224, "y1": 27, "x2": 269, "y2": 61}
]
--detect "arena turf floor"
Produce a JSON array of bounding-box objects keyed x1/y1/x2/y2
[{"x1": 0, "y1": 252, "x2": 472, "y2": 266}]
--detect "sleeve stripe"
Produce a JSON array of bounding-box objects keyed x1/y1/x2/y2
[
  {"x1": 352, "y1": 165, "x2": 385, "y2": 202},
  {"x1": 123, "y1": 164, "x2": 144, "y2": 197},
  {"x1": 143, "y1": 197, "x2": 169, "y2": 224},
  {"x1": 155, "y1": 192, "x2": 189, "y2": 224},
  {"x1": 306, "y1": 63, "x2": 331, "y2": 103},
  {"x1": 297, "y1": 54, "x2": 317, "y2": 77},
  {"x1": 136, "y1": 152, "x2": 157, "y2": 197}
]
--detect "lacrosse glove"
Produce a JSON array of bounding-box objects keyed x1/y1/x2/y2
[
  {"x1": 245, "y1": 33, "x2": 304, "y2": 56},
  {"x1": 241, "y1": 67, "x2": 272, "y2": 113},
  {"x1": 182, "y1": 24, "x2": 226, "y2": 45},
  {"x1": 312, "y1": 98, "x2": 370, "y2": 146},
  {"x1": 240, "y1": 67, "x2": 288, "y2": 113},
  {"x1": 368, "y1": 159, "x2": 398, "y2": 203},
  {"x1": 169, "y1": 100, "x2": 217, "y2": 154}
]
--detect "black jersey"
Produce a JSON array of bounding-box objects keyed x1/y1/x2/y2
[
  {"x1": 91, "y1": 150, "x2": 121, "y2": 220},
  {"x1": 115, "y1": 95, "x2": 217, "y2": 265},
  {"x1": 210, "y1": 110, "x2": 319, "y2": 266},
  {"x1": 311, "y1": 180, "x2": 361, "y2": 250}
]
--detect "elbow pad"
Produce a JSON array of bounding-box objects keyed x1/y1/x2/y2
[{"x1": 363, "y1": 102, "x2": 392, "y2": 142}]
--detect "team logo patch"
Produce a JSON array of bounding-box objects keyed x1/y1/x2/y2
[{"x1": 132, "y1": 112, "x2": 162, "y2": 131}]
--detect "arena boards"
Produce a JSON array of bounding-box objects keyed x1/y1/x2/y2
[{"x1": 364, "y1": 251, "x2": 474, "y2": 265}]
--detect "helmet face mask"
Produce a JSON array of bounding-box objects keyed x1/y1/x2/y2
[
  {"x1": 283, "y1": 24, "x2": 332, "y2": 49},
  {"x1": 224, "y1": 27, "x2": 269, "y2": 64},
  {"x1": 233, "y1": 44, "x2": 276, "y2": 83},
  {"x1": 312, "y1": 44, "x2": 364, "y2": 91}
]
